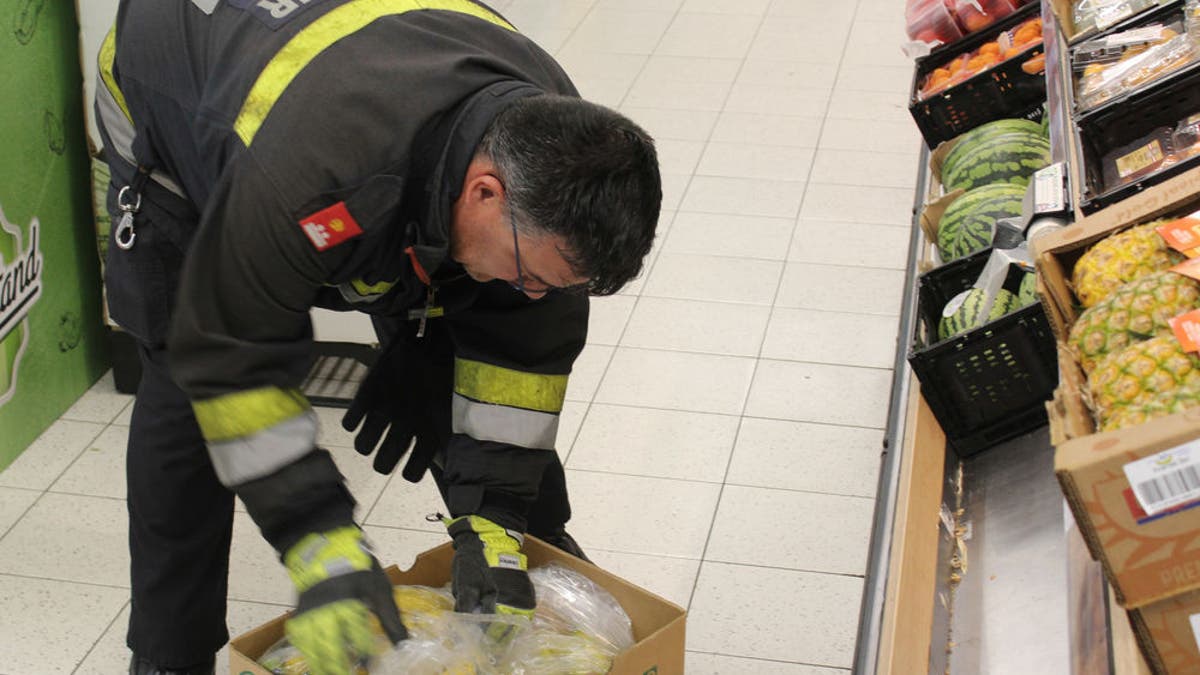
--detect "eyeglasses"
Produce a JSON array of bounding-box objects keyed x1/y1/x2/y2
[{"x1": 506, "y1": 203, "x2": 589, "y2": 297}]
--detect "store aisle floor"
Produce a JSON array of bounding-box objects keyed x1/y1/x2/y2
[{"x1": 0, "y1": 0, "x2": 922, "y2": 672}]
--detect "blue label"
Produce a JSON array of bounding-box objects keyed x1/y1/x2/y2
[{"x1": 227, "y1": 0, "x2": 329, "y2": 30}]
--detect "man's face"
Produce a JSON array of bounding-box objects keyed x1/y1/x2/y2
[{"x1": 450, "y1": 158, "x2": 589, "y2": 299}]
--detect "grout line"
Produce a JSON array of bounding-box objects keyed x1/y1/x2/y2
[
  {"x1": 71, "y1": 599, "x2": 130, "y2": 675},
  {"x1": 685, "y1": 649, "x2": 853, "y2": 671},
  {"x1": 560, "y1": 398, "x2": 890, "y2": 432},
  {"x1": 566, "y1": 465, "x2": 878, "y2": 500},
  {"x1": 583, "y1": 342, "x2": 898, "y2": 372},
  {"x1": 0, "y1": 571, "x2": 130, "y2": 591}
]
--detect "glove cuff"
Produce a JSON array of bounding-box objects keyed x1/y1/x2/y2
[
  {"x1": 284, "y1": 526, "x2": 374, "y2": 592},
  {"x1": 236, "y1": 450, "x2": 357, "y2": 555},
  {"x1": 445, "y1": 515, "x2": 527, "y2": 571}
]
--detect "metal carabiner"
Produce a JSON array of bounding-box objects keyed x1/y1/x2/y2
[{"x1": 115, "y1": 185, "x2": 142, "y2": 251}]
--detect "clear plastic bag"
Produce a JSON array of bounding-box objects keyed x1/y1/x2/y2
[
  {"x1": 1072, "y1": 0, "x2": 1157, "y2": 35},
  {"x1": 500, "y1": 631, "x2": 615, "y2": 675},
  {"x1": 1075, "y1": 26, "x2": 1198, "y2": 110},
  {"x1": 528, "y1": 563, "x2": 635, "y2": 656}
]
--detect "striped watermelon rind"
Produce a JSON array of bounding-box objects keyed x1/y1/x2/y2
[
  {"x1": 942, "y1": 132, "x2": 1051, "y2": 192},
  {"x1": 1018, "y1": 272, "x2": 1037, "y2": 307},
  {"x1": 937, "y1": 183, "x2": 1026, "y2": 263},
  {"x1": 941, "y1": 118, "x2": 1047, "y2": 182},
  {"x1": 938, "y1": 288, "x2": 1019, "y2": 341}
]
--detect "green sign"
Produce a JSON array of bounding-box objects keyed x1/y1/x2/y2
[{"x1": 0, "y1": 0, "x2": 107, "y2": 470}]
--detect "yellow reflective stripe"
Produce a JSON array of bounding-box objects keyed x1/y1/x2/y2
[
  {"x1": 235, "y1": 0, "x2": 515, "y2": 146},
  {"x1": 454, "y1": 358, "x2": 567, "y2": 414},
  {"x1": 98, "y1": 27, "x2": 132, "y2": 123},
  {"x1": 350, "y1": 277, "x2": 395, "y2": 296},
  {"x1": 192, "y1": 386, "x2": 310, "y2": 442}
]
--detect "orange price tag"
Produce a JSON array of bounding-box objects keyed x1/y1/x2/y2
[
  {"x1": 1158, "y1": 215, "x2": 1200, "y2": 256},
  {"x1": 1170, "y1": 309, "x2": 1200, "y2": 353},
  {"x1": 1172, "y1": 258, "x2": 1200, "y2": 281}
]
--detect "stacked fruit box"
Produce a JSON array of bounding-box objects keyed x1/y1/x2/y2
[{"x1": 1036, "y1": 181, "x2": 1200, "y2": 672}]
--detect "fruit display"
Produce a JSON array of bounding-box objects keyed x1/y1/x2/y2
[
  {"x1": 937, "y1": 182, "x2": 1026, "y2": 262},
  {"x1": 906, "y1": 0, "x2": 1019, "y2": 45},
  {"x1": 1087, "y1": 335, "x2": 1200, "y2": 427},
  {"x1": 1067, "y1": 270, "x2": 1200, "y2": 373},
  {"x1": 940, "y1": 117, "x2": 1051, "y2": 192},
  {"x1": 1072, "y1": 0, "x2": 1157, "y2": 38},
  {"x1": 1073, "y1": 20, "x2": 1199, "y2": 112},
  {"x1": 1070, "y1": 221, "x2": 1182, "y2": 308},
  {"x1": 1100, "y1": 383, "x2": 1200, "y2": 431},
  {"x1": 917, "y1": 15, "x2": 1044, "y2": 99},
  {"x1": 1018, "y1": 271, "x2": 1038, "y2": 306},
  {"x1": 939, "y1": 287, "x2": 1019, "y2": 339}
]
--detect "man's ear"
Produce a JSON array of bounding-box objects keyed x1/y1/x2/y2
[{"x1": 463, "y1": 157, "x2": 505, "y2": 208}]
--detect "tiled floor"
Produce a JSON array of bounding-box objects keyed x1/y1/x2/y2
[{"x1": 0, "y1": 0, "x2": 922, "y2": 672}]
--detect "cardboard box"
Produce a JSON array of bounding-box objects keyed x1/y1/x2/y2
[
  {"x1": 1130, "y1": 587, "x2": 1200, "y2": 674},
  {"x1": 230, "y1": 536, "x2": 686, "y2": 675}
]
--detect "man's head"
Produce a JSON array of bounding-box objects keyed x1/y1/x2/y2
[{"x1": 449, "y1": 95, "x2": 661, "y2": 298}]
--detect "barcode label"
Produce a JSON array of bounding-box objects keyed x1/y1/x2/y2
[{"x1": 1124, "y1": 440, "x2": 1200, "y2": 517}]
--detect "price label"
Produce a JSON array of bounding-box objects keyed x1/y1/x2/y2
[
  {"x1": 1170, "y1": 308, "x2": 1200, "y2": 353},
  {"x1": 1123, "y1": 438, "x2": 1200, "y2": 516},
  {"x1": 1115, "y1": 139, "x2": 1164, "y2": 179},
  {"x1": 1157, "y1": 214, "x2": 1200, "y2": 257}
]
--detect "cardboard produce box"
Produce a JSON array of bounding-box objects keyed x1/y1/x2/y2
[
  {"x1": 1130, "y1": 587, "x2": 1200, "y2": 674},
  {"x1": 230, "y1": 536, "x2": 686, "y2": 675}
]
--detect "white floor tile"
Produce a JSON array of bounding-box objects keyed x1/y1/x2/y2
[
  {"x1": 557, "y1": 400, "x2": 589, "y2": 457},
  {"x1": 656, "y1": 13, "x2": 760, "y2": 59},
  {"x1": 842, "y1": 21, "x2": 911, "y2": 69},
  {"x1": 644, "y1": 253, "x2": 782, "y2": 305},
  {"x1": 687, "y1": 562, "x2": 862, "y2": 667},
  {"x1": 761, "y1": 308, "x2": 899, "y2": 368},
  {"x1": 112, "y1": 399, "x2": 135, "y2": 426},
  {"x1": 819, "y1": 118, "x2": 922, "y2": 155},
  {"x1": 809, "y1": 148, "x2": 918, "y2": 189},
  {"x1": 327, "y1": 444, "x2": 393, "y2": 521},
  {"x1": 562, "y1": 10, "x2": 676, "y2": 54},
  {"x1": 745, "y1": 360, "x2": 893, "y2": 428},
  {"x1": 622, "y1": 296, "x2": 770, "y2": 357},
  {"x1": 738, "y1": 59, "x2": 839, "y2": 90},
  {"x1": 620, "y1": 106, "x2": 719, "y2": 141},
  {"x1": 687, "y1": 651, "x2": 849, "y2": 674},
  {"x1": 835, "y1": 63, "x2": 918, "y2": 96},
  {"x1": 660, "y1": 172, "x2": 692, "y2": 212},
  {"x1": 74, "y1": 602, "x2": 132, "y2": 675},
  {"x1": 723, "y1": 83, "x2": 831, "y2": 116},
  {"x1": 503, "y1": 0, "x2": 595, "y2": 31},
  {"x1": 788, "y1": 219, "x2": 912, "y2": 270},
  {"x1": 524, "y1": 26, "x2": 572, "y2": 53},
  {"x1": 594, "y1": 0, "x2": 684, "y2": 10},
  {"x1": 362, "y1": 525, "x2": 451, "y2": 571},
  {"x1": 586, "y1": 548, "x2": 701, "y2": 607},
  {"x1": 681, "y1": 176, "x2": 805, "y2": 218},
  {"x1": 768, "y1": 0, "x2": 856, "y2": 24},
  {"x1": 567, "y1": 403, "x2": 739, "y2": 482},
  {"x1": 566, "y1": 344, "x2": 614, "y2": 402},
  {"x1": 827, "y1": 88, "x2": 912, "y2": 124},
  {"x1": 58, "y1": 372, "x2": 134, "y2": 425},
  {"x1": 556, "y1": 49, "x2": 649, "y2": 84},
  {"x1": 776, "y1": 263, "x2": 906, "y2": 316},
  {"x1": 565, "y1": 469, "x2": 721, "y2": 558},
  {"x1": 696, "y1": 143, "x2": 814, "y2": 181},
  {"x1": 727, "y1": 418, "x2": 882, "y2": 497},
  {"x1": 587, "y1": 294, "x2": 637, "y2": 345},
  {"x1": 51, "y1": 424, "x2": 128, "y2": 500},
  {"x1": 682, "y1": 0, "x2": 771, "y2": 14},
  {"x1": 313, "y1": 404, "x2": 358, "y2": 450},
  {"x1": 706, "y1": 485, "x2": 874, "y2": 574},
  {"x1": 227, "y1": 512, "x2": 295, "y2": 605},
  {"x1": 799, "y1": 183, "x2": 913, "y2": 226},
  {"x1": 0, "y1": 492, "x2": 129, "y2": 587},
  {"x1": 0, "y1": 487, "x2": 38, "y2": 538},
  {"x1": 365, "y1": 473, "x2": 452, "y2": 533},
  {"x1": 0, "y1": 419, "x2": 105, "y2": 490},
  {"x1": 665, "y1": 212, "x2": 794, "y2": 260},
  {"x1": 596, "y1": 348, "x2": 756, "y2": 415},
  {"x1": 624, "y1": 79, "x2": 732, "y2": 111},
  {"x1": 576, "y1": 77, "x2": 634, "y2": 108},
  {"x1": 655, "y1": 138, "x2": 707, "y2": 175},
  {"x1": 747, "y1": 29, "x2": 848, "y2": 63},
  {"x1": 0, "y1": 575, "x2": 127, "y2": 675},
  {"x1": 710, "y1": 112, "x2": 822, "y2": 148},
  {"x1": 637, "y1": 55, "x2": 743, "y2": 84}
]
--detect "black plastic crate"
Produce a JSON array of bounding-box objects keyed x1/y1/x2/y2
[
  {"x1": 909, "y1": 2, "x2": 1046, "y2": 148},
  {"x1": 1074, "y1": 13, "x2": 1200, "y2": 211},
  {"x1": 908, "y1": 248, "x2": 1058, "y2": 456}
]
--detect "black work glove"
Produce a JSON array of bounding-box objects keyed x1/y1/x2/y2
[
  {"x1": 444, "y1": 515, "x2": 535, "y2": 642},
  {"x1": 342, "y1": 319, "x2": 453, "y2": 480}
]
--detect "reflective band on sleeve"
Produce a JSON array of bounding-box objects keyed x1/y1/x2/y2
[
  {"x1": 454, "y1": 358, "x2": 567, "y2": 413},
  {"x1": 235, "y1": 0, "x2": 515, "y2": 146},
  {"x1": 98, "y1": 27, "x2": 132, "y2": 123},
  {"x1": 192, "y1": 386, "x2": 311, "y2": 442},
  {"x1": 452, "y1": 393, "x2": 559, "y2": 450},
  {"x1": 337, "y1": 277, "x2": 395, "y2": 303},
  {"x1": 206, "y1": 411, "x2": 319, "y2": 486}
]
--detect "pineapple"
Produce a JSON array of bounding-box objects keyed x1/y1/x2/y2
[
  {"x1": 1101, "y1": 385, "x2": 1200, "y2": 432},
  {"x1": 1088, "y1": 335, "x2": 1200, "y2": 426},
  {"x1": 1068, "y1": 271, "x2": 1200, "y2": 374},
  {"x1": 1071, "y1": 221, "x2": 1181, "y2": 308}
]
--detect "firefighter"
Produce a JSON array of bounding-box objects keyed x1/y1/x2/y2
[{"x1": 94, "y1": 2, "x2": 661, "y2": 673}]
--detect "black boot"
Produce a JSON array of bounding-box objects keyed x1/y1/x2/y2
[
  {"x1": 536, "y1": 529, "x2": 591, "y2": 563},
  {"x1": 129, "y1": 655, "x2": 215, "y2": 675}
]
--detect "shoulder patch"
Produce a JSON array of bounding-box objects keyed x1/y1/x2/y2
[{"x1": 297, "y1": 201, "x2": 363, "y2": 251}]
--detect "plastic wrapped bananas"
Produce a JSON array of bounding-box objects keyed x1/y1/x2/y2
[{"x1": 259, "y1": 564, "x2": 635, "y2": 675}]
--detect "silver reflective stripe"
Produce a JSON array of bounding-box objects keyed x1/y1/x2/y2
[
  {"x1": 95, "y1": 76, "x2": 188, "y2": 199},
  {"x1": 205, "y1": 410, "x2": 318, "y2": 486},
  {"x1": 191, "y1": 0, "x2": 220, "y2": 13},
  {"x1": 337, "y1": 282, "x2": 386, "y2": 305},
  {"x1": 452, "y1": 394, "x2": 559, "y2": 450}
]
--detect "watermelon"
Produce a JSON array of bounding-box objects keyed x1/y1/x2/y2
[
  {"x1": 941, "y1": 132, "x2": 1051, "y2": 192},
  {"x1": 937, "y1": 183, "x2": 1025, "y2": 262},
  {"x1": 938, "y1": 288, "x2": 1019, "y2": 340},
  {"x1": 941, "y1": 118, "x2": 1046, "y2": 180},
  {"x1": 1018, "y1": 271, "x2": 1037, "y2": 307}
]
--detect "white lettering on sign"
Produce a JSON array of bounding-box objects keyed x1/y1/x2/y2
[{"x1": 301, "y1": 222, "x2": 330, "y2": 249}]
